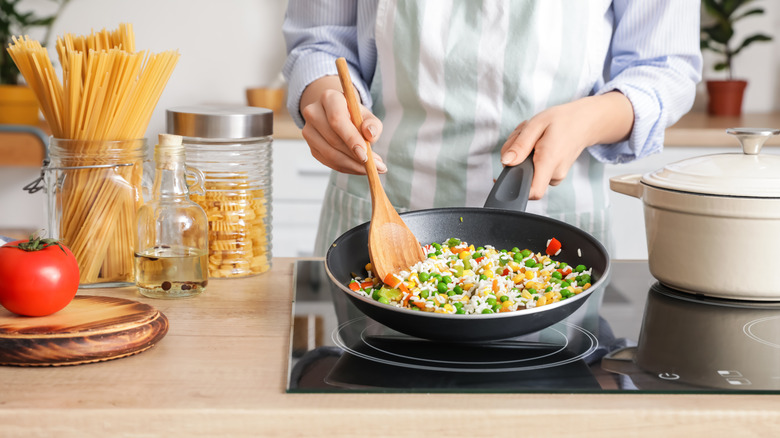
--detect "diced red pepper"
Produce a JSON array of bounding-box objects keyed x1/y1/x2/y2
[
  {"x1": 360, "y1": 281, "x2": 374, "y2": 289},
  {"x1": 545, "y1": 237, "x2": 562, "y2": 256},
  {"x1": 348, "y1": 281, "x2": 360, "y2": 291}
]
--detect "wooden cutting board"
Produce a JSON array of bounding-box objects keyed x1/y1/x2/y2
[{"x1": 0, "y1": 295, "x2": 168, "y2": 366}]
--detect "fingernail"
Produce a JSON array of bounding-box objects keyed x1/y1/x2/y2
[
  {"x1": 376, "y1": 160, "x2": 387, "y2": 173},
  {"x1": 367, "y1": 124, "x2": 378, "y2": 139},
  {"x1": 352, "y1": 144, "x2": 368, "y2": 162},
  {"x1": 501, "y1": 150, "x2": 517, "y2": 165}
]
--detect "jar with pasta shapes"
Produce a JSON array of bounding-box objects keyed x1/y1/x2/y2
[{"x1": 166, "y1": 106, "x2": 273, "y2": 278}]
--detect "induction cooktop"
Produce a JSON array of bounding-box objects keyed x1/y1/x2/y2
[{"x1": 287, "y1": 260, "x2": 780, "y2": 394}]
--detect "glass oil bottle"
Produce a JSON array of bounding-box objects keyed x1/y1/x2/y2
[{"x1": 135, "y1": 134, "x2": 209, "y2": 298}]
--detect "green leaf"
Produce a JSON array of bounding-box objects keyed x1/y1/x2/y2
[
  {"x1": 732, "y1": 7, "x2": 766, "y2": 22},
  {"x1": 714, "y1": 62, "x2": 730, "y2": 71},
  {"x1": 732, "y1": 33, "x2": 773, "y2": 56},
  {"x1": 702, "y1": 23, "x2": 734, "y2": 46}
]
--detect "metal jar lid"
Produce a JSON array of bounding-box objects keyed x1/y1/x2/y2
[{"x1": 166, "y1": 105, "x2": 273, "y2": 139}]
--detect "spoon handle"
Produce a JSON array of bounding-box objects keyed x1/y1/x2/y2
[{"x1": 335, "y1": 57, "x2": 386, "y2": 206}]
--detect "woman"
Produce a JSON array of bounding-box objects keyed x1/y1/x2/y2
[{"x1": 283, "y1": 0, "x2": 702, "y2": 256}]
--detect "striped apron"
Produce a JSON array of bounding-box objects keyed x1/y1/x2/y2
[{"x1": 314, "y1": 0, "x2": 615, "y2": 258}]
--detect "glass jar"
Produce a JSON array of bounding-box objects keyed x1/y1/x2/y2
[
  {"x1": 44, "y1": 138, "x2": 147, "y2": 287},
  {"x1": 166, "y1": 106, "x2": 273, "y2": 278},
  {"x1": 136, "y1": 134, "x2": 209, "y2": 298}
]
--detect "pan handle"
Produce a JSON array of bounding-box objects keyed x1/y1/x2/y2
[{"x1": 484, "y1": 155, "x2": 534, "y2": 211}]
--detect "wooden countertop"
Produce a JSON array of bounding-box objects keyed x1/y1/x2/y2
[{"x1": 0, "y1": 257, "x2": 777, "y2": 437}]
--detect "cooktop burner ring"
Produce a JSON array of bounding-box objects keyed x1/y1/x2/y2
[
  {"x1": 331, "y1": 316, "x2": 599, "y2": 373},
  {"x1": 743, "y1": 315, "x2": 780, "y2": 350}
]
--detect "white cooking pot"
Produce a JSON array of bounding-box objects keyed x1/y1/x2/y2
[{"x1": 610, "y1": 128, "x2": 780, "y2": 301}]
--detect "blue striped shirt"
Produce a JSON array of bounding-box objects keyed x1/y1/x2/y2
[{"x1": 283, "y1": 0, "x2": 702, "y2": 164}]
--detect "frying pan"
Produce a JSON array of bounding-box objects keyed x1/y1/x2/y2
[{"x1": 325, "y1": 158, "x2": 611, "y2": 342}]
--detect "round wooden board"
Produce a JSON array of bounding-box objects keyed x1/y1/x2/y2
[{"x1": 0, "y1": 295, "x2": 168, "y2": 366}]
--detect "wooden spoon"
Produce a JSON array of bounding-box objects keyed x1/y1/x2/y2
[{"x1": 335, "y1": 57, "x2": 425, "y2": 282}]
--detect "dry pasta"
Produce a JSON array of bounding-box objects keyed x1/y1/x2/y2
[{"x1": 7, "y1": 23, "x2": 179, "y2": 284}]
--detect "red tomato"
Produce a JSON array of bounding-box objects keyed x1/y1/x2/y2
[{"x1": 0, "y1": 238, "x2": 79, "y2": 316}]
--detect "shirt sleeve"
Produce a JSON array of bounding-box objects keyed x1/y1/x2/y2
[
  {"x1": 588, "y1": 0, "x2": 703, "y2": 164},
  {"x1": 282, "y1": 0, "x2": 373, "y2": 128}
]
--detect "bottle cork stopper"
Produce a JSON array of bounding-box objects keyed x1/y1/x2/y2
[{"x1": 158, "y1": 133, "x2": 183, "y2": 147}]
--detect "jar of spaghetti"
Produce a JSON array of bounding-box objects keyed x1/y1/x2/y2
[{"x1": 166, "y1": 106, "x2": 273, "y2": 278}]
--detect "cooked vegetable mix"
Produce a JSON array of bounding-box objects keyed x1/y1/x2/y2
[{"x1": 349, "y1": 238, "x2": 593, "y2": 314}]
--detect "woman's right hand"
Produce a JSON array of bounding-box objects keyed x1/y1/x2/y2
[{"x1": 299, "y1": 75, "x2": 386, "y2": 175}]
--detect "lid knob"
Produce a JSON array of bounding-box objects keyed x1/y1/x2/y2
[{"x1": 726, "y1": 127, "x2": 780, "y2": 155}]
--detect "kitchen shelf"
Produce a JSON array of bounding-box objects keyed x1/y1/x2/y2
[{"x1": 664, "y1": 111, "x2": 780, "y2": 147}]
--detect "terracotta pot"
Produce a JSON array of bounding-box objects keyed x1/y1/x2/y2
[
  {"x1": 706, "y1": 80, "x2": 747, "y2": 117},
  {"x1": 0, "y1": 84, "x2": 40, "y2": 125}
]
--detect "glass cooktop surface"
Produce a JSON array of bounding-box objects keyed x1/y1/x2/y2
[{"x1": 287, "y1": 260, "x2": 780, "y2": 393}]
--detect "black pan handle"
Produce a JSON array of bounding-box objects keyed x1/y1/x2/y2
[{"x1": 483, "y1": 154, "x2": 534, "y2": 212}]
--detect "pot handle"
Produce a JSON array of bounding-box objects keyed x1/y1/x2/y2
[
  {"x1": 484, "y1": 155, "x2": 534, "y2": 212},
  {"x1": 609, "y1": 174, "x2": 644, "y2": 199}
]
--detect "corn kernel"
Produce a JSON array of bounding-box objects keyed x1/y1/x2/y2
[
  {"x1": 463, "y1": 270, "x2": 475, "y2": 277},
  {"x1": 512, "y1": 274, "x2": 524, "y2": 284},
  {"x1": 526, "y1": 281, "x2": 540, "y2": 290},
  {"x1": 583, "y1": 283, "x2": 591, "y2": 290},
  {"x1": 508, "y1": 261, "x2": 521, "y2": 272},
  {"x1": 444, "y1": 304, "x2": 454, "y2": 312},
  {"x1": 524, "y1": 270, "x2": 535, "y2": 280},
  {"x1": 484, "y1": 269, "x2": 494, "y2": 279},
  {"x1": 521, "y1": 291, "x2": 533, "y2": 300},
  {"x1": 460, "y1": 295, "x2": 470, "y2": 303},
  {"x1": 463, "y1": 283, "x2": 474, "y2": 291},
  {"x1": 536, "y1": 295, "x2": 548, "y2": 306},
  {"x1": 459, "y1": 251, "x2": 470, "y2": 260},
  {"x1": 502, "y1": 300, "x2": 514, "y2": 308}
]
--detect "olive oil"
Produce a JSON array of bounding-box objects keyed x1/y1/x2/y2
[{"x1": 135, "y1": 246, "x2": 208, "y2": 298}]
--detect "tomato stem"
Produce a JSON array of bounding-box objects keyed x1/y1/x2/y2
[{"x1": 6, "y1": 233, "x2": 67, "y2": 253}]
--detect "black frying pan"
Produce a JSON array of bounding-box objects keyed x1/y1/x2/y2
[{"x1": 325, "y1": 159, "x2": 611, "y2": 342}]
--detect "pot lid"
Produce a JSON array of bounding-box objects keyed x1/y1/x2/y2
[{"x1": 642, "y1": 128, "x2": 780, "y2": 198}]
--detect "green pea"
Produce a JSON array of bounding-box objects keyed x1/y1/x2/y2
[
  {"x1": 561, "y1": 280, "x2": 570, "y2": 288},
  {"x1": 524, "y1": 259, "x2": 536, "y2": 268},
  {"x1": 441, "y1": 276, "x2": 452, "y2": 284},
  {"x1": 456, "y1": 309, "x2": 466, "y2": 314},
  {"x1": 410, "y1": 306, "x2": 420, "y2": 311},
  {"x1": 437, "y1": 282, "x2": 448, "y2": 294},
  {"x1": 534, "y1": 263, "x2": 543, "y2": 269},
  {"x1": 482, "y1": 308, "x2": 494, "y2": 314},
  {"x1": 578, "y1": 274, "x2": 592, "y2": 284},
  {"x1": 545, "y1": 286, "x2": 554, "y2": 292},
  {"x1": 472, "y1": 251, "x2": 483, "y2": 259},
  {"x1": 432, "y1": 273, "x2": 442, "y2": 280},
  {"x1": 511, "y1": 247, "x2": 520, "y2": 253},
  {"x1": 575, "y1": 264, "x2": 586, "y2": 273},
  {"x1": 432, "y1": 242, "x2": 442, "y2": 250},
  {"x1": 378, "y1": 297, "x2": 390, "y2": 304},
  {"x1": 486, "y1": 297, "x2": 497, "y2": 306},
  {"x1": 513, "y1": 253, "x2": 524, "y2": 262},
  {"x1": 492, "y1": 304, "x2": 501, "y2": 312},
  {"x1": 500, "y1": 295, "x2": 509, "y2": 302},
  {"x1": 447, "y1": 290, "x2": 456, "y2": 297},
  {"x1": 434, "y1": 250, "x2": 442, "y2": 256},
  {"x1": 477, "y1": 246, "x2": 484, "y2": 251},
  {"x1": 527, "y1": 288, "x2": 537, "y2": 294},
  {"x1": 372, "y1": 290, "x2": 380, "y2": 300},
  {"x1": 521, "y1": 249, "x2": 532, "y2": 257},
  {"x1": 479, "y1": 274, "x2": 488, "y2": 281},
  {"x1": 427, "y1": 253, "x2": 436, "y2": 258},
  {"x1": 552, "y1": 271, "x2": 563, "y2": 280},
  {"x1": 447, "y1": 238, "x2": 461, "y2": 247},
  {"x1": 453, "y1": 302, "x2": 463, "y2": 309},
  {"x1": 559, "y1": 262, "x2": 568, "y2": 268},
  {"x1": 453, "y1": 285, "x2": 463, "y2": 294},
  {"x1": 418, "y1": 272, "x2": 430, "y2": 282},
  {"x1": 420, "y1": 290, "x2": 430, "y2": 299}
]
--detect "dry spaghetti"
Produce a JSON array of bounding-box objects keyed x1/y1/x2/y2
[{"x1": 7, "y1": 23, "x2": 179, "y2": 284}]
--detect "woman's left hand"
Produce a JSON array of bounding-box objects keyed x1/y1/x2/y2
[{"x1": 500, "y1": 91, "x2": 634, "y2": 200}]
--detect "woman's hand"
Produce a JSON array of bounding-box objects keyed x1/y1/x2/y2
[
  {"x1": 299, "y1": 75, "x2": 385, "y2": 175},
  {"x1": 500, "y1": 91, "x2": 634, "y2": 199}
]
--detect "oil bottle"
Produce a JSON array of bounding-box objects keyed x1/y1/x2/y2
[{"x1": 135, "y1": 134, "x2": 209, "y2": 298}]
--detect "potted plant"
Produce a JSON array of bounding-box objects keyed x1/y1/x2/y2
[
  {"x1": 700, "y1": 0, "x2": 773, "y2": 116},
  {"x1": 0, "y1": 0, "x2": 69, "y2": 125}
]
